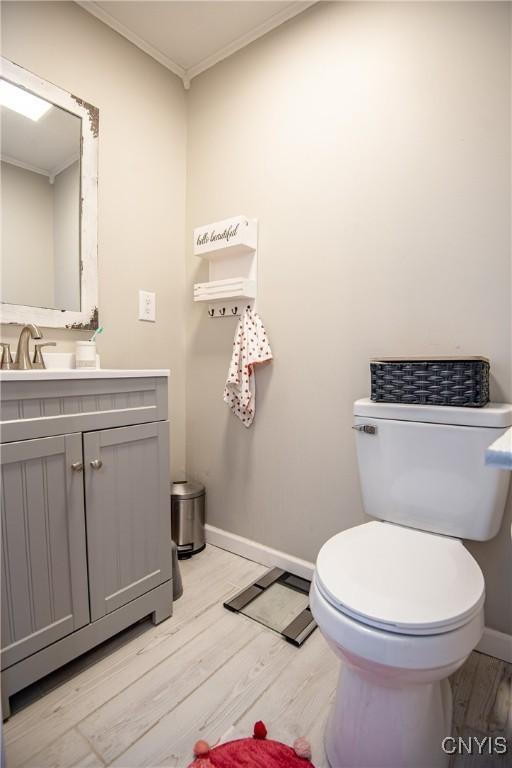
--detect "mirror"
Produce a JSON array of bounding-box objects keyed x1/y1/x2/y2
[
  {"x1": 0, "y1": 58, "x2": 99, "y2": 330},
  {"x1": 1, "y1": 83, "x2": 81, "y2": 311}
]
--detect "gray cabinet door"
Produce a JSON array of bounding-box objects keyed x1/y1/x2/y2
[
  {"x1": 1, "y1": 434, "x2": 90, "y2": 670},
  {"x1": 84, "y1": 422, "x2": 171, "y2": 621}
]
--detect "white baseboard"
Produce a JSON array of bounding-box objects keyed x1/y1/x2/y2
[
  {"x1": 477, "y1": 627, "x2": 512, "y2": 664},
  {"x1": 205, "y1": 524, "x2": 314, "y2": 581},
  {"x1": 206, "y1": 525, "x2": 512, "y2": 664}
]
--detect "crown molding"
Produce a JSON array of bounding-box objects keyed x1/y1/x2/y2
[
  {"x1": 76, "y1": 1, "x2": 316, "y2": 89},
  {"x1": 2, "y1": 151, "x2": 81, "y2": 184},
  {"x1": 50, "y1": 152, "x2": 80, "y2": 181},
  {"x1": 75, "y1": 1, "x2": 187, "y2": 81},
  {"x1": 1, "y1": 153, "x2": 50, "y2": 178},
  {"x1": 185, "y1": 1, "x2": 316, "y2": 82}
]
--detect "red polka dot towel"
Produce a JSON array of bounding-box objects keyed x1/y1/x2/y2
[{"x1": 223, "y1": 308, "x2": 273, "y2": 427}]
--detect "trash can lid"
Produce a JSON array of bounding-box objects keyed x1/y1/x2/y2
[{"x1": 171, "y1": 480, "x2": 205, "y2": 500}]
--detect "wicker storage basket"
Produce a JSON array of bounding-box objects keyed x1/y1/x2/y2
[{"x1": 370, "y1": 357, "x2": 490, "y2": 408}]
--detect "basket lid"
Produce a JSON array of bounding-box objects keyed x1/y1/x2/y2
[
  {"x1": 171, "y1": 480, "x2": 205, "y2": 499},
  {"x1": 370, "y1": 356, "x2": 489, "y2": 363}
]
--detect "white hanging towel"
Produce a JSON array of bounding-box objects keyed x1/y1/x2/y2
[{"x1": 224, "y1": 308, "x2": 273, "y2": 427}]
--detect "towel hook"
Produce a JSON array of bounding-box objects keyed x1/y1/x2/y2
[
  {"x1": 219, "y1": 307, "x2": 226, "y2": 316},
  {"x1": 208, "y1": 308, "x2": 215, "y2": 317},
  {"x1": 231, "y1": 306, "x2": 238, "y2": 315}
]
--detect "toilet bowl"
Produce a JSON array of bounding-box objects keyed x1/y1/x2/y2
[
  {"x1": 310, "y1": 523, "x2": 484, "y2": 768},
  {"x1": 311, "y1": 399, "x2": 512, "y2": 768}
]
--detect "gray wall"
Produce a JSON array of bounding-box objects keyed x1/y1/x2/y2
[
  {"x1": 186, "y1": 2, "x2": 512, "y2": 634},
  {"x1": 1, "y1": 1, "x2": 187, "y2": 478}
]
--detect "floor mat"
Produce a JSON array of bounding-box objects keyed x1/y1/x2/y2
[
  {"x1": 187, "y1": 721, "x2": 315, "y2": 767},
  {"x1": 223, "y1": 567, "x2": 317, "y2": 646}
]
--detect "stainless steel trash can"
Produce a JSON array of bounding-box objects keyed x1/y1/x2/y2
[{"x1": 171, "y1": 480, "x2": 205, "y2": 558}]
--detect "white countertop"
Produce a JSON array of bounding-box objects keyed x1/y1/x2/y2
[
  {"x1": 0, "y1": 368, "x2": 169, "y2": 381},
  {"x1": 485, "y1": 427, "x2": 512, "y2": 470}
]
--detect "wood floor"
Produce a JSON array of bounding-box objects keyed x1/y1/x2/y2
[{"x1": 2, "y1": 545, "x2": 512, "y2": 768}]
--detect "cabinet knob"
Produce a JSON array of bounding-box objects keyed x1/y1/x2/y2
[
  {"x1": 71, "y1": 461, "x2": 83, "y2": 472},
  {"x1": 90, "y1": 459, "x2": 103, "y2": 470}
]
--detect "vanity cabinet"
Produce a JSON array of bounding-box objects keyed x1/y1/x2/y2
[{"x1": 0, "y1": 372, "x2": 172, "y2": 718}]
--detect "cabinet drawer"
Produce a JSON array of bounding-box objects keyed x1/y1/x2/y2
[
  {"x1": 1, "y1": 434, "x2": 90, "y2": 669},
  {"x1": 0, "y1": 377, "x2": 168, "y2": 441}
]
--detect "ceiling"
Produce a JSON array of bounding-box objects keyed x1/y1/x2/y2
[
  {"x1": 1, "y1": 101, "x2": 81, "y2": 177},
  {"x1": 77, "y1": 1, "x2": 316, "y2": 87}
]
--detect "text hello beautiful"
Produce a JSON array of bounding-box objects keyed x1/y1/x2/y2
[{"x1": 196, "y1": 222, "x2": 240, "y2": 247}]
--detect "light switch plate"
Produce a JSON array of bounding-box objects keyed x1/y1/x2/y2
[{"x1": 138, "y1": 290, "x2": 156, "y2": 322}]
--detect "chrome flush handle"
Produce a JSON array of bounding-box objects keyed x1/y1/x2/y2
[{"x1": 352, "y1": 424, "x2": 378, "y2": 435}]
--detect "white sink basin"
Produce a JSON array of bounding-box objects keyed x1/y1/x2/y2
[
  {"x1": 42, "y1": 351, "x2": 79, "y2": 370},
  {"x1": 2, "y1": 351, "x2": 92, "y2": 372}
]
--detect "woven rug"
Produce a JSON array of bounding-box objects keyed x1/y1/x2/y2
[{"x1": 187, "y1": 722, "x2": 316, "y2": 768}]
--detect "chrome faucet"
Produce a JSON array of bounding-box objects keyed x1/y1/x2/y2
[{"x1": 14, "y1": 324, "x2": 43, "y2": 370}]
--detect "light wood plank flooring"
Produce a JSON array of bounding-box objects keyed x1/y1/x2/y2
[{"x1": 3, "y1": 545, "x2": 511, "y2": 768}]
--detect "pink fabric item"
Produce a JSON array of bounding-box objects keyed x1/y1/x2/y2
[
  {"x1": 188, "y1": 737, "x2": 315, "y2": 768},
  {"x1": 223, "y1": 308, "x2": 273, "y2": 427}
]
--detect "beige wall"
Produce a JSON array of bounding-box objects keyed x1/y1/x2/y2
[
  {"x1": 2, "y1": 1, "x2": 511, "y2": 635},
  {"x1": 186, "y1": 2, "x2": 512, "y2": 634},
  {"x1": 1, "y1": 1, "x2": 187, "y2": 477},
  {"x1": 53, "y1": 161, "x2": 80, "y2": 311},
  {"x1": 1, "y1": 161, "x2": 55, "y2": 308}
]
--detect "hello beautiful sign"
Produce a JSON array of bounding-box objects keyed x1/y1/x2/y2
[
  {"x1": 193, "y1": 216, "x2": 257, "y2": 258},
  {"x1": 196, "y1": 221, "x2": 241, "y2": 248}
]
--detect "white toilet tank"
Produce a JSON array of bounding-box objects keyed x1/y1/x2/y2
[{"x1": 353, "y1": 399, "x2": 512, "y2": 541}]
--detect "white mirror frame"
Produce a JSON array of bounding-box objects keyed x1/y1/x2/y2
[{"x1": 0, "y1": 57, "x2": 99, "y2": 330}]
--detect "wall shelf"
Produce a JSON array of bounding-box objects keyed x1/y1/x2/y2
[
  {"x1": 193, "y1": 215, "x2": 257, "y2": 317},
  {"x1": 195, "y1": 240, "x2": 256, "y2": 261},
  {"x1": 193, "y1": 279, "x2": 256, "y2": 303},
  {"x1": 194, "y1": 217, "x2": 257, "y2": 260}
]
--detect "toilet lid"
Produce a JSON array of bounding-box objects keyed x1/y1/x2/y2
[{"x1": 315, "y1": 522, "x2": 485, "y2": 635}]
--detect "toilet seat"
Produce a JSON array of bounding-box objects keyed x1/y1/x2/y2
[
  {"x1": 310, "y1": 574, "x2": 484, "y2": 671},
  {"x1": 315, "y1": 521, "x2": 485, "y2": 636}
]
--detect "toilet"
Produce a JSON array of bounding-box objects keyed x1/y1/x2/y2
[{"x1": 310, "y1": 398, "x2": 512, "y2": 768}]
